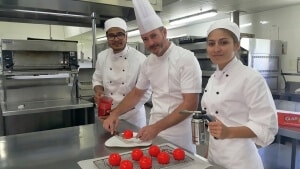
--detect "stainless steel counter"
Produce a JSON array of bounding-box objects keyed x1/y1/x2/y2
[
  {"x1": 0, "y1": 98, "x2": 94, "y2": 135},
  {"x1": 1, "y1": 98, "x2": 93, "y2": 116},
  {"x1": 0, "y1": 119, "x2": 206, "y2": 169},
  {"x1": 0, "y1": 121, "x2": 142, "y2": 169}
]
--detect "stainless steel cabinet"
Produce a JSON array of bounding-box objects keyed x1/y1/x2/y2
[{"x1": 240, "y1": 38, "x2": 283, "y2": 90}]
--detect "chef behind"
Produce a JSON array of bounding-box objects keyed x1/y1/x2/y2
[
  {"x1": 201, "y1": 20, "x2": 278, "y2": 169},
  {"x1": 92, "y1": 17, "x2": 151, "y2": 128}
]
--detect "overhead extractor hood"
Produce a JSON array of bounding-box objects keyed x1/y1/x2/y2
[{"x1": 0, "y1": 0, "x2": 162, "y2": 28}]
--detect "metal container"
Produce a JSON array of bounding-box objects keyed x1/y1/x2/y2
[
  {"x1": 240, "y1": 38, "x2": 283, "y2": 90},
  {"x1": 180, "y1": 110, "x2": 213, "y2": 145},
  {"x1": 191, "y1": 113, "x2": 208, "y2": 145},
  {"x1": 1, "y1": 39, "x2": 79, "y2": 72}
]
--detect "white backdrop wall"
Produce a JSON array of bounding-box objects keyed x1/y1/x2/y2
[{"x1": 0, "y1": 22, "x2": 65, "y2": 40}]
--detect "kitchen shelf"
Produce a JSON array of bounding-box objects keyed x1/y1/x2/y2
[
  {"x1": 2, "y1": 69, "x2": 78, "y2": 76},
  {"x1": 1, "y1": 98, "x2": 93, "y2": 116}
]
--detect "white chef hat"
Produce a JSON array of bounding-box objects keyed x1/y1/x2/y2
[
  {"x1": 104, "y1": 17, "x2": 127, "y2": 32},
  {"x1": 207, "y1": 20, "x2": 240, "y2": 40},
  {"x1": 132, "y1": 0, "x2": 163, "y2": 35}
]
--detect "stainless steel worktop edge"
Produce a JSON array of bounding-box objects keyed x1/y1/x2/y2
[
  {"x1": 1, "y1": 98, "x2": 93, "y2": 116},
  {"x1": 0, "y1": 120, "x2": 217, "y2": 169}
]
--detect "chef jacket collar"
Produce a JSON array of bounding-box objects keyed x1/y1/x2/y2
[
  {"x1": 214, "y1": 57, "x2": 238, "y2": 79},
  {"x1": 110, "y1": 45, "x2": 129, "y2": 60}
]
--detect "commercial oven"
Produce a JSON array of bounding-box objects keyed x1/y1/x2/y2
[
  {"x1": 0, "y1": 39, "x2": 93, "y2": 136},
  {"x1": 240, "y1": 38, "x2": 283, "y2": 90}
]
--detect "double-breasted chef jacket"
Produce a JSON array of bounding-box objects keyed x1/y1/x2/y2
[
  {"x1": 92, "y1": 45, "x2": 151, "y2": 128},
  {"x1": 136, "y1": 42, "x2": 202, "y2": 153},
  {"x1": 201, "y1": 57, "x2": 278, "y2": 169}
]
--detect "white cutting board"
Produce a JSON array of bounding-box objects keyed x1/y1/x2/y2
[{"x1": 104, "y1": 132, "x2": 152, "y2": 147}]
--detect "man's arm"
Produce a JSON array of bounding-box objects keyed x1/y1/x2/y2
[
  {"x1": 136, "y1": 93, "x2": 199, "y2": 140},
  {"x1": 93, "y1": 85, "x2": 104, "y2": 103},
  {"x1": 92, "y1": 52, "x2": 105, "y2": 103},
  {"x1": 103, "y1": 87, "x2": 147, "y2": 134}
]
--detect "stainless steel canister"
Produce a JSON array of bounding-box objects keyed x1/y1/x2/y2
[{"x1": 191, "y1": 113, "x2": 208, "y2": 145}]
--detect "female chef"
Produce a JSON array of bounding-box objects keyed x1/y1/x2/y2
[{"x1": 201, "y1": 20, "x2": 278, "y2": 169}]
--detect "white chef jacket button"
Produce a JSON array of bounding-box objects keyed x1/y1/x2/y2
[
  {"x1": 122, "y1": 69, "x2": 125, "y2": 72},
  {"x1": 204, "y1": 89, "x2": 207, "y2": 92},
  {"x1": 111, "y1": 93, "x2": 113, "y2": 95},
  {"x1": 123, "y1": 94, "x2": 125, "y2": 96},
  {"x1": 125, "y1": 57, "x2": 127, "y2": 59},
  {"x1": 122, "y1": 82, "x2": 124, "y2": 85},
  {"x1": 215, "y1": 111, "x2": 218, "y2": 114},
  {"x1": 203, "y1": 107, "x2": 207, "y2": 110},
  {"x1": 110, "y1": 81, "x2": 112, "y2": 83},
  {"x1": 226, "y1": 74, "x2": 229, "y2": 77},
  {"x1": 216, "y1": 92, "x2": 219, "y2": 95},
  {"x1": 110, "y1": 68, "x2": 112, "y2": 70}
]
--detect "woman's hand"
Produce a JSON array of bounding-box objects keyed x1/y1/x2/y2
[{"x1": 208, "y1": 118, "x2": 230, "y2": 139}]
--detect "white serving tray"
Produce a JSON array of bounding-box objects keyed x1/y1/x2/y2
[{"x1": 104, "y1": 132, "x2": 152, "y2": 147}]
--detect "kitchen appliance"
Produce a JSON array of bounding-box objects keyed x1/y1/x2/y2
[
  {"x1": 240, "y1": 38, "x2": 283, "y2": 90},
  {"x1": 0, "y1": 39, "x2": 93, "y2": 136},
  {"x1": 1, "y1": 39, "x2": 79, "y2": 72},
  {"x1": 180, "y1": 110, "x2": 215, "y2": 145},
  {"x1": 77, "y1": 68, "x2": 95, "y2": 102}
]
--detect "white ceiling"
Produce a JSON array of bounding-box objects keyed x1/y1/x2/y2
[
  {"x1": 155, "y1": 0, "x2": 300, "y2": 27},
  {"x1": 74, "y1": 0, "x2": 300, "y2": 40}
]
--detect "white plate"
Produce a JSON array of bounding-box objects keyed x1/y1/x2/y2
[{"x1": 104, "y1": 132, "x2": 152, "y2": 147}]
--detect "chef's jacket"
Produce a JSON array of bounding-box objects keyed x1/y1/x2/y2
[
  {"x1": 92, "y1": 45, "x2": 151, "y2": 128},
  {"x1": 201, "y1": 57, "x2": 278, "y2": 169},
  {"x1": 136, "y1": 42, "x2": 202, "y2": 153}
]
